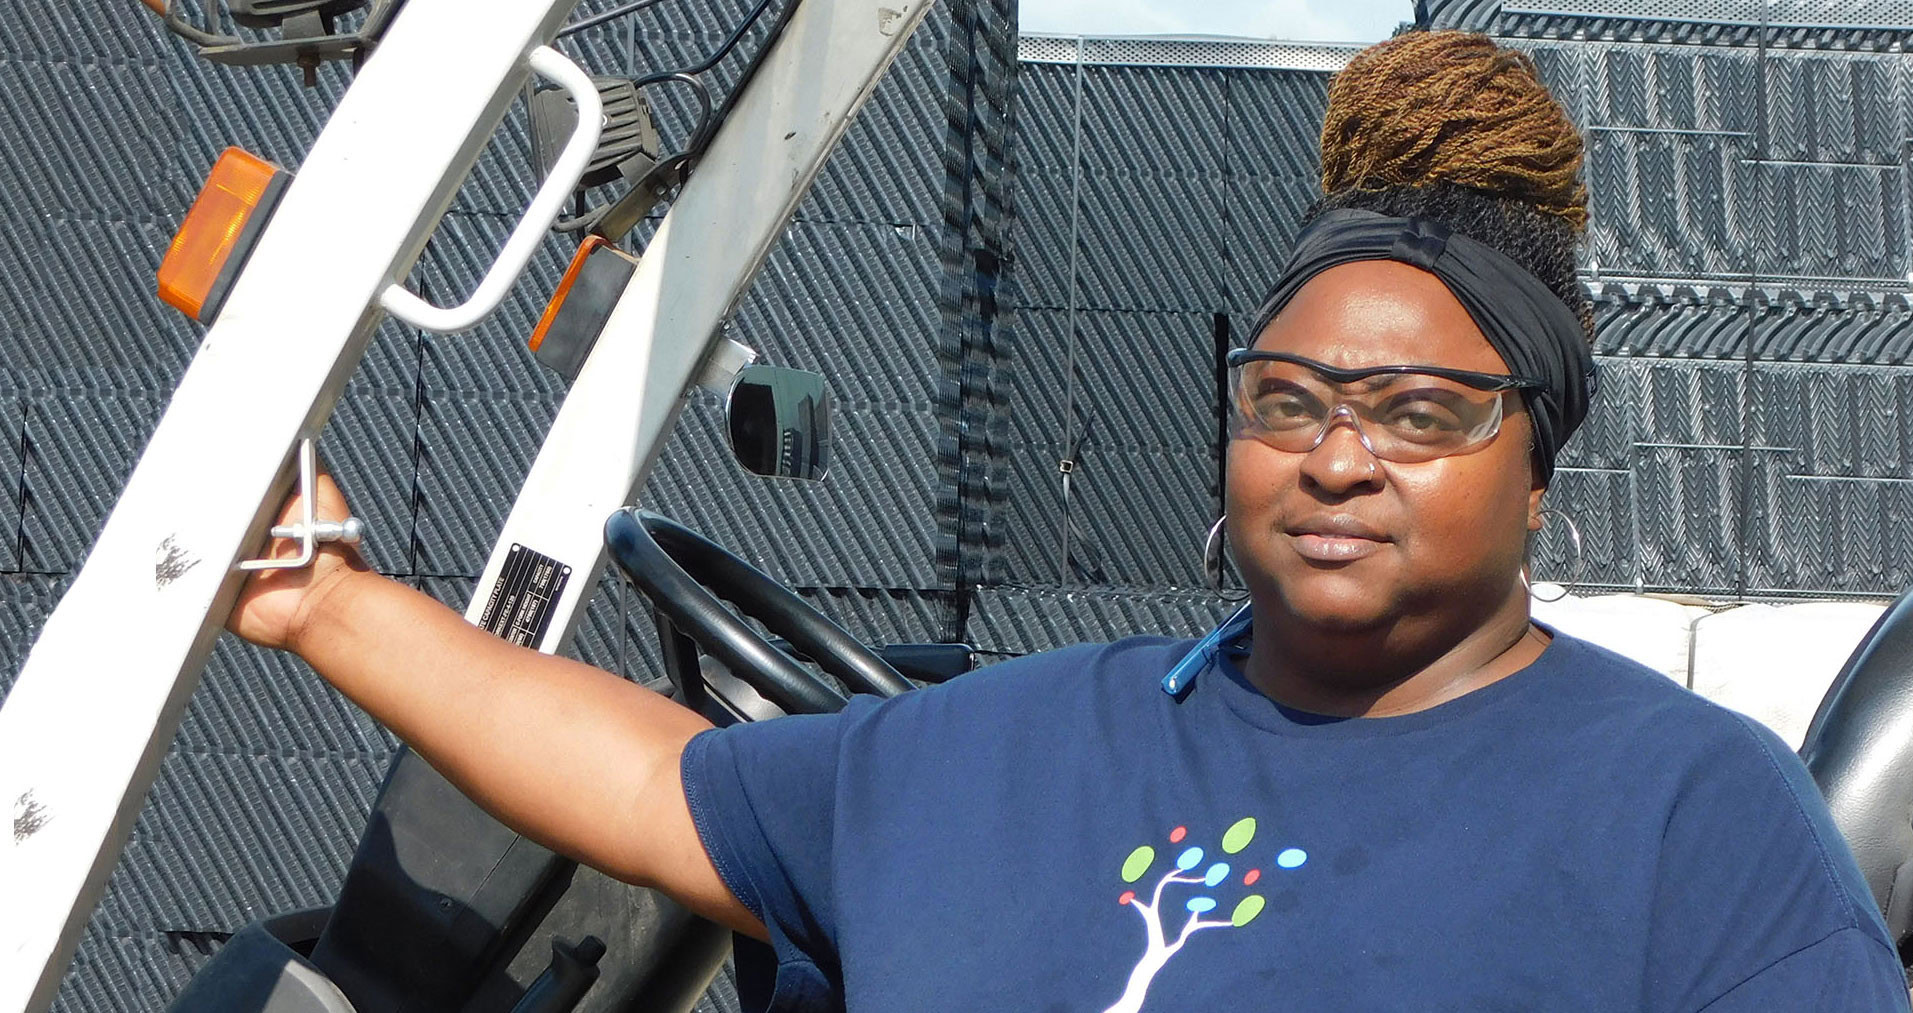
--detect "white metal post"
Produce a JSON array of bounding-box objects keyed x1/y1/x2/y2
[
  {"x1": 0, "y1": 1, "x2": 582, "y2": 1007},
  {"x1": 461, "y1": 0, "x2": 933, "y2": 653}
]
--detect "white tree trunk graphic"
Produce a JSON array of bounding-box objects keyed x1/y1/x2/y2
[
  {"x1": 1100, "y1": 868, "x2": 1234, "y2": 1013},
  {"x1": 1096, "y1": 819, "x2": 1300, "y2": 1013}
]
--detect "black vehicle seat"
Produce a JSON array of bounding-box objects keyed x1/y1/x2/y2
[
  {"x1": 165, "y1": 910, "x2": 354, "y2": 1013},
  {"x1": 1800, "y1": 587, "x2": 1913, "y2": 956}
]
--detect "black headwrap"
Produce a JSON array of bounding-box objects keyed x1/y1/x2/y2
[{"x1": 1249, "y1": 208, "x2": 1598, "y2": 484}]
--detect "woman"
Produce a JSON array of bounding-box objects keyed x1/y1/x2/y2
[{"x1": 230, "y1": 30, "x2": 1908, "y2": 1011}]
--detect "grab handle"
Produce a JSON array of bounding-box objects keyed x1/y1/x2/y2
[{"x1": 380, "y1": 45, "x2": 603, "y2": 333}]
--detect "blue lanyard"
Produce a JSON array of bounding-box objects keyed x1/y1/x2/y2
[{"x1": 1160, "y1": 604, "x2": 1253, "y2": 698}]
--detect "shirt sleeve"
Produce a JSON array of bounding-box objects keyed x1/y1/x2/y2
[
  {"x1": 1644, "y1": 711, "x2": 1908, "y2": 1012},
  {"x1": 680, "y1": 699, "x2": 882, "y2": 1011},
  {"x1": 1696, "y1": 927, "x2": 1909, "y2": 1012}
]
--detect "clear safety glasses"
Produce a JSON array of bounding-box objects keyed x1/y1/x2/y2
[{"x1": 1226, "y1": 349, "x2": 1546, "y2": 464}]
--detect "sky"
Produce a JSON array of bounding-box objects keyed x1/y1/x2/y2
[{"x1": 1018, "y1": 0, "x2": 1413, "y2": 43}]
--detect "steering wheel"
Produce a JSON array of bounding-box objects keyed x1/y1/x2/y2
[{"x1": 603, "y1": 508, "x2": 916, "y2": 718}]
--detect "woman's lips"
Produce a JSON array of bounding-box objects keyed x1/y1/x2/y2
[{"x1": 1290, "y1": 532, "x2": 1386, "y2": 562}]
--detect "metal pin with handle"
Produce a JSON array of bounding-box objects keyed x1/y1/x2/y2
[{"x1": 238, "y1": 438, "x2": 365, "y2": 571}]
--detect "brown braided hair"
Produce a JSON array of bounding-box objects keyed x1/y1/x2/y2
[{"x1": 1304, "y1": 29, "x2": 1595, "y2": 343}]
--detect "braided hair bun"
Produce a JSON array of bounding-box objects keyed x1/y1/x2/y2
[
  {"x1": 1320, "y1": 30, "x2": 1587, "y2": 230},
  {"x1": 1307, "y1": 30, "x2": 1595, "y2": 341}
]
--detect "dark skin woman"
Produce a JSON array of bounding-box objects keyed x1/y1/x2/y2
[
  {"x1": 227, "y1": 29, "x2": 1907, "y2": 1011},
  {"x1": 1231, "y1": 259, "x2": 1547, "y2": 717}
]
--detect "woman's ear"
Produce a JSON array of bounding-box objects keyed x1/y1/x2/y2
[{"x1": 1527, "y1": 483, "x2": 1546, "y2": 532}]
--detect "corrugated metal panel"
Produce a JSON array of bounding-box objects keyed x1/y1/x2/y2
[
  {"x1": 967, "y1": 584, "x2": 1235, "y2": 655},
  {"x1": 1016, "y1": 62, "x2": 1079, "y2": 181},
  {"x1": 730, "y1": 221, "x2": 941, "y2": 408},
  {"x1": 1223, "y1": 176, "x2": 1316, "y2": 314},
  {"x1": 797, "y1": 33, "x2": 950, "y2": 228},
  {"x1": 0, "y1": 0, "x2": 174, "y2": 64},
  {"x1": 640, "y1": 396, "x2": 941, "y2": 589},
  {"x1": 1745, "y1": 453, "x2": 1913, "y2": 593},
  {"x1": 1753, "y1": 160, "x2": 1907, "y2": 284},
  {"x1": 1641, "y1": 358, "x2": 1746, "y2": 443},
  {"x1": 1002, "y1": 443, "x2": 1217, "y2": 588},
  {"x1": 1590, "y1": 287, "x2": 1913, "y2": 363},
  {"x1": 1584, "y1": 129, "x2": 1757, "y2": 280},
  {"x1": 0, "y1": 216, "x2": 200, "y2": 388},
  {"x1": 1591, "y1": 296, "x2": 1755, "y2": 357},
  {"x1": 0, "y1": 574, "x2": 64, "y2": 700},
  {"x1": 1011, "y1": 309, "x2": 1217, "y2": 451},
  {"x1": 415, "y1": 213, "x2": 571, "y2": 399},
  {"x1": 1558, "y1": 356, "x2": 1645, "y2": 470},
  {"x1": 1586, "y1": 41, "x2": 1761, "y2": 133},
  {"x1": 172, "y1": 637, "x2": 394, "y2": 757},
  {"x1": 413, "y1": 391, "x2": 561, "y2": 577},
  {"x1": 20, "y1": 387, "x2": 162, "y2": 573},
  {"x1": 170, "y1": 55, "x2": 346, "y2": 172},
  {"x1": 1634, "y1": 443, "x2": 1745, "y2": 593},
  {"x1": 1425, "y1": 0, "x2": 1509, "y2": 31},
  {"x1": 1224, "y1": 70, "x2": 1329, "y2": 183},
  {"x1": 112, "y1": 751, "x2": 386, "y2": 932},
  {"x1": 318, "y1": 390, "x2": 420, "y2": 576},
  {"x1": 1747, "y1": 363, "x2": 1912, "y2": 475},
  {"x1": 1008, "y1": 171, "x2": 1076, "y2": 310},
  {"x1": 1505, "y1": 39, "x2": 1593, "y2": 127},
  {"x1": 51, "y1": 923, "x2": 209, "y2": 1013},
  {"x1": 1070, "y1": 173, "x2": 1226, "y2": 313},
  {"x1": 0, "y1": 61, "x2": 188, "y2": 222},
  {"x1": 1762, "y1": 50, "x2": 1909, "y2": 163},
  {"x1": 1078, "y1": 66, "x2": 1227, "y2": 178},
  {"x1": 1533, "y1": 467, "x2": 1638, "y2": 588},
  {"x1": 0, "y1": 391, "x2": 23, "y2": 574}
]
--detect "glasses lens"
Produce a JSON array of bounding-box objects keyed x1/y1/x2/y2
[{"x1": 1231, "y1": 359, "x2": 1509, "y2": 463}]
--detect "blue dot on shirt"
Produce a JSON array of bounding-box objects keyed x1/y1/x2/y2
[{"x1": 1277, "y1": 847, "x2": 1308, "y2": 869}]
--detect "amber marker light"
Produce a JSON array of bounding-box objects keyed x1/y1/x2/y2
[
  {"x1": 158, "y1": 147, "x2": 289, "y2": 323},
  {"x1": 529, "y1": 235, "x2": 613, "y2": 355},
  {"x1": 527, "y1": 235, "x2": 641, "y2": 382}
]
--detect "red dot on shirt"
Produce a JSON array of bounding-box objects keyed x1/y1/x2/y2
[
  {"x1": 1243, "y1": 868, "x2": 1261, "y2": 886},
  {"x1": 1119, "y1": 891, "x2": 1136, "y2": 906},
  {"x1": 1169, "y1": 826, "x2": 1187, "y2": 843}
]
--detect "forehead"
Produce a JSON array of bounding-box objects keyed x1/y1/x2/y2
[{"x1": 1252, "y1": 260, "x2": 1511, "y2": 376}]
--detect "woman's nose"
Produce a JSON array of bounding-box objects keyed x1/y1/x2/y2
[{"x1": 1300, "y1": 410, "x2": 1384, "y2": 494}]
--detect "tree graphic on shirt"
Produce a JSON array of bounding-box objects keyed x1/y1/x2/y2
[{"x1": 1099, "y1": 817, "x2": 1307, "y2": 1013}]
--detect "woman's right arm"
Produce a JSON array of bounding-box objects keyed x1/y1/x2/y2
[{"x1": 228, "y1": 475, "x2": 767, "y2": 941}]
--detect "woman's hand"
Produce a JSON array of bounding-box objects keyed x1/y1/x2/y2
[
  {"x1": 219, "y1": 470, "x2": 763, "y2": 939},
  {"x1": 226, "y1": 470, "x2": 370, "y2": 654}
]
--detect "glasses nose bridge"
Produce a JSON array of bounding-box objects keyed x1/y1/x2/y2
[{"x1": 1307, "y1": 401, "x2": 1381, "y2": 458}]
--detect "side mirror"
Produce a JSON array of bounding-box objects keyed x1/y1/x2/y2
[{"x1": 725, "y1": 364, "x2": 831, "y2": 480}]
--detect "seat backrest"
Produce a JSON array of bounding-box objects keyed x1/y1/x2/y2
[
  {"x1": 1800, "y1": 589, "x2": 1913, "y2": 949},
  {"x1": 1691, "y1": 602, "x2": 1887, "y2": 749}
]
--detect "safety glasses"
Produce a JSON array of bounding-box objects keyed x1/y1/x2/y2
[{"x1": 1226, "y1": 349, "x2": 1546, "y2": 464}]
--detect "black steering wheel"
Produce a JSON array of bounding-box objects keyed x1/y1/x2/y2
[{"x1": 604, "y1": 508, "x2": 916, "y2": 717}]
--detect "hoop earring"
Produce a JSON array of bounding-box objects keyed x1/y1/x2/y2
[
  {"x1": 1523, "y1": 507, "x2": 1585, "y2": 603},
  {"x1": 1203, "y1": 515, "x2": 1227, "y2": 592},
  {"x1": 1201, "y1": 515, "x2": 1249, "y2": 601}
]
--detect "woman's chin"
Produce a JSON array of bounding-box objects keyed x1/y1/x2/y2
[{"x1": 1276, "y1": 578, "x2": 1398, "y2": 635}]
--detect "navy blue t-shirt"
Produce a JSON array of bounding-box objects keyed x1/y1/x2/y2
[{"x1": 680, "y1": 630, "x2": 1909, "y2": 1012}]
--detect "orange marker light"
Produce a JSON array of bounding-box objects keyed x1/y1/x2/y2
[
  {"x1": 529, "y1": 235, "x2": 613, "y2": 355},
  {"x1": 158, "y1": 147, "x2": 288, "y2": 323},
  {"x1": 527, "y1": 235, "x2": 640, "y2": 382}
]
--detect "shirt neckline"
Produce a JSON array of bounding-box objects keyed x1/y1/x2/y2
[{"x1": 1201, "y1": 623, "x2": 1582, "y2": 739}]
